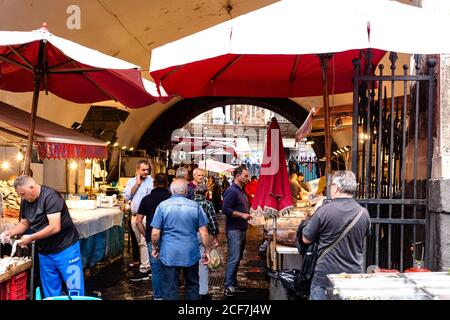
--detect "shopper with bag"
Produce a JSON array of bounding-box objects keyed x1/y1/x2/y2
[
  {"x1": 193, "y1": 183, "x2": 219, "y2": 300},
  {"x1": 302, "y1": 171, "x2": 370, "y2": 300}
]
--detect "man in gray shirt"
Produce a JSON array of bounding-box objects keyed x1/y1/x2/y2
[{"x1": 302, "y1": 171, "x2": 370, "y2": 300}]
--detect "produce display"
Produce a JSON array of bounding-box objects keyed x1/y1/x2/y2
[
  {"x1": 0, "y1": 257, "x2": 31, "y2": 274},
  {"x1": 328, "y1": 272, "x2": 450, "y2": 300},
  {"x1": 0, "y1": 180, "x2": 20, "y2": 218},
  {"x1": 207, "y1": 248, "x2": 222, "y2": 270}
]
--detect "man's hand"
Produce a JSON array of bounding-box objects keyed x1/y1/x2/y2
[
  {"x1": 17, "y1": 234, "x2": 32, "y2": 247},
  {"x1": 0, "y1": 230, "x2": 11, "y2": 244},
  {"x1": 242, "y1": 213, "x2": 253, "y2": 221},
  {"x1": 212, "y1": 236, "x2": 219, "y2": 248},
  {"x1": 135, "y1": 172, "x2": 142, "y2": 186},
  {"x1": 202, "y1": 250, "x2": 210, "y2": 265},
  {"x1": 151, "y1": 246, "x2": 159, "y2": 258}
]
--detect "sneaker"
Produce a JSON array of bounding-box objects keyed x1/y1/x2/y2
[
  {"x1": 129, "y1": 271, "x2": 151, "y2": 282},
  {"x1": 224, "y1": 287, "x2": 236, "y2": 297}
]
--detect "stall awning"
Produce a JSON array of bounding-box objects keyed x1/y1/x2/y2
[{"x1": 0, "y1": 101, "x2": 108, "y2": 159}]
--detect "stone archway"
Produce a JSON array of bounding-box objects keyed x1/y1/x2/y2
[{"x1": 138, "y1": 97, "x2": 310, "y2": 153}]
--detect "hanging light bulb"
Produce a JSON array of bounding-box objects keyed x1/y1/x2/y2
[
  {"x1": 1, "y1": 161, "x2": 10, "y2": 170},
  {"x1": 69, "y1": 162, "x2": 78, "y2": 170},
  {"x1": 16, "y1": 152, "x2": 24, "y2": 161}
]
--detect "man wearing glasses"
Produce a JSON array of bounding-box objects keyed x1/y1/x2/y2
[{"x1": 302, "y1": 171, "x2": 370, "y2": 300}]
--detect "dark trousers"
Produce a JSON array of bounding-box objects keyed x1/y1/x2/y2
[
  {"x1": 161, "y1": 263, "x2": 200, "y2": 300},
  {"x1": 128, "y1": 216, "x2": 139, "y2": 262}
]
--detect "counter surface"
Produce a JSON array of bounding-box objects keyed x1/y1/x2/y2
[{"x1": 70, "y1": 207, "x2": 123, "y2": 239}]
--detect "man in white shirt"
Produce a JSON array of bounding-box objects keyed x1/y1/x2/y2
[{"x1": 123, "y1": 160, "x2": 153, "y2": 281}]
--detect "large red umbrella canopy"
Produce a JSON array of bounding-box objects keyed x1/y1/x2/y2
[
  {"x1": 150, "y1": 0, "x2": 450, "y2": 98},
  {"x1": 0, "y1": 24, "x2": 168, "y2": 173},
  {"x1": 0, "y1": 24, "x2": 165, "y2": 107},
  {"x1": 149, "y1": 0, "x2": 389, "y2": 98},
  {"x1": 250, "y1": 117, "x2": 293, "y2": 218}
]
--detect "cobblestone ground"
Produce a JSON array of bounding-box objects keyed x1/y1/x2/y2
[{"x1": 84, "y1": 214, "x2": 270, "y2": 300}]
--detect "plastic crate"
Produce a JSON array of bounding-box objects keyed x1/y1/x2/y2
[
  {"x1": 10, "y1": 272, "x2": 27, "y2": 300},
  {"x1": 0, "y1": 281, "x2": 11, "y2": 300}
]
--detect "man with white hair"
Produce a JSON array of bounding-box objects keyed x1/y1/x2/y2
[
  {"x1": 302, "y1": 171, "x2": 371, "y2": 300},
  {"x1": 187, "y1": 168, "x2": 205, "y2": 200},
  {"x1": 0, "y1": 175, "x2": 84, "y2": 298},
  {"x1": 151, "y1": 178, "x2": 210, "y2": 300}
]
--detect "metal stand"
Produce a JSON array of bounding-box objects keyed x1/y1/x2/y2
[{"x1": 30, "y1": 241, "x2": 35, "y2": 300}]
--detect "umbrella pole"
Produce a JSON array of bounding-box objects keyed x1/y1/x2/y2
[
  {"x1": 320, "y1": 54, "x2": 333, "y2": 199},
  {"x1": 23, "y1": 74, "x2": 42, "y2": 176},
  {"x1": 272, "y1": 215, "x2": 277, "y2": 271},
  {"x1": 24, "y1": 40, "x2": 45, "y2": 176}
]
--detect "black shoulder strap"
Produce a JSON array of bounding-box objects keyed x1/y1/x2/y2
[{"x1": 316, "y1": 207, "x2": 365, "y2": 264}]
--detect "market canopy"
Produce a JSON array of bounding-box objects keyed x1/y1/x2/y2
[
  {"x1": 150, "y1": 0, "x2": 450, "y2": 98},
  {"x1": 0, "y1": 101, "x2": 107, "y2": 159},
  {"x1": 0, "y1": 23, "x2": 168, "y2": 174}
]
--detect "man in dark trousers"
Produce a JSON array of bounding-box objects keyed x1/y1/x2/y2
[
  {"x1": 222, "y1": 165, "x2": 252, "y2": 297},
  {"x1": 302, "y1": 171, "x2": 370, "y2": 300},
  {"x1": 0, "y1": 175, "x2": 84, "y2": 298},
  {"x1": 151, "y1": 178, "x2": 210, "y2": 300},
  {"x1": 136, "y1": 173, "x2": 171, "y2": 300}
]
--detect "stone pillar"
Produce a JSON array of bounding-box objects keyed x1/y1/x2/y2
[
  {"x1": 421, "y1": 0, "x2": 450, "y2": 272},
  {"x1": 428, "y1": 54, "x2": 450, "y2": 271}
]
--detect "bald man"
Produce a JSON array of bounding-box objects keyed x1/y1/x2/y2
[{"x1": 0, "y1": 175, "x2": 84, "y2": 298}]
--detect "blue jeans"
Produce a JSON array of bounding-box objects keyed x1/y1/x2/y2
[
  {"x1": 309, "y1": 284, "x2": 328, "y2": 300},
  {"x1": 161, "y1": 263, "x2": 200, "y2": 300},
  {"x1": 39, "y1": 241, "x2": 84, "y2": 298},
  {"x1": 199, "y1": 243, "x2": 209, "y2": 295},
  {"x1": 148, "y1": 242, "x2": 162, "y2": 299},
  {"x1": 224, "y1": 229, "x2": 247, "y2": 289}
]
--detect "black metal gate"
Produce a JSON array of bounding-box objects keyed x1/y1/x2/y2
[{"x1": 351, "y1": 51, "x2": 436, "y2": 272}]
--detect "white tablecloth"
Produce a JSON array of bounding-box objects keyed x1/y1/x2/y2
[{"x1": 70, "y1": 207, "x2": 123, "y2": 239}]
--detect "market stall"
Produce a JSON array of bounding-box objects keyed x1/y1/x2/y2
[
  {"x1": 0, "y1": 101, "x2": 123, "y2": 270},
  {"x1": 70, "y1": 206, "x2": 124, "y2": 269},
  {"x1": 327, "y1": 271, "x2": 450, "y2": 300},
  {"x1": 263, "y1": 207, "x2": 311, "y2": 270}
]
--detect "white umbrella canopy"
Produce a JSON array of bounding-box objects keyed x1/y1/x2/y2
[
  {"x1": 150, "y1": 0, "x2": 450, "y2": 98},
  {"x1": 369, "y1": 0, "x2": 450, "y2": 54},
  {"x1": 150, "y1": 0, "x2": 370, "y2": 73}
]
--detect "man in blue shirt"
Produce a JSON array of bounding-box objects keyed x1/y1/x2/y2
[
  {"x1": 222, "y1": 165, "x2": 252, "y2": 297},
  {"x1": 123, "y1": 160, "x2": 153, "y2": 281},
  {"x1": 151, "y1": 178, "x2": 210, "y2": 300}
]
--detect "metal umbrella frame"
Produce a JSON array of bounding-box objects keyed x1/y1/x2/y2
[{"x1": 0, "y1": 23, "x2": 166, "y2": 175}]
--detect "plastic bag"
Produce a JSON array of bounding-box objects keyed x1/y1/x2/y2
[
  {"x1": 248, "y1": 213, "x2": 266, "y2": 226},
  {"x1": 207, "y1": 248, "x2": 222, "y2": 270}
]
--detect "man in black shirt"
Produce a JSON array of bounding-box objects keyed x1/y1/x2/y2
[
  {"x1": 136, "y1": 173, "x2": 171, "y2": 300},
  {"x1": 302, "y1": 171, "x2": 370, "y2": 300},
  {"x1": 0, "y1": 176, "x2": 83, "y2": 298}
]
